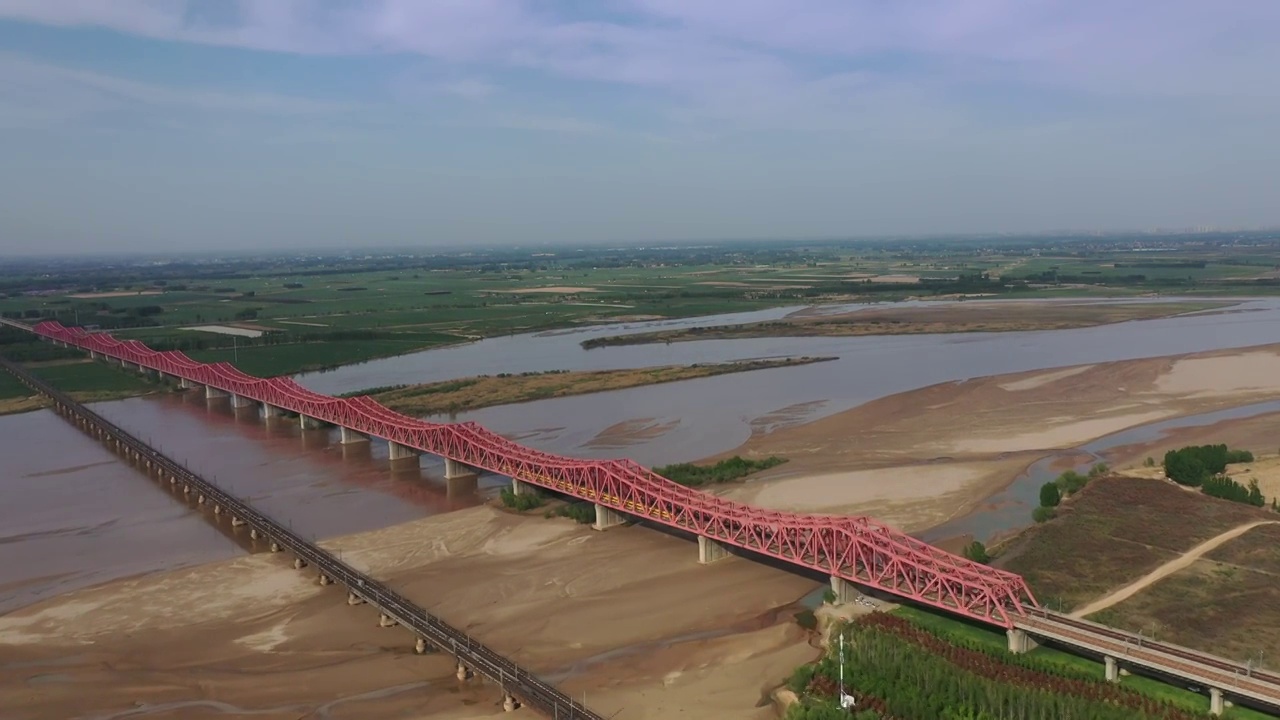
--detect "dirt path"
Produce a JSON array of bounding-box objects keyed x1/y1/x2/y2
[{"x1": 1071, "y1": 520, "x2": 1279, "y2": 618}]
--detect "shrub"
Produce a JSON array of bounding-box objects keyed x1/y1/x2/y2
[
  {"x1": 1032, "y1": 506, "x2": 1057, "y2": 523},
  {"x1": 1054, "y1": 471, "x2": 1089, "y2": 496},
  {"x1": 555, "y1": 501, "x2": 596, "y2": 524},
  {"x1": 1039, "y1": 482, "x2": 1061, "y2": 508},
  {"x1": 962, "y1": 540, "x2": 990, "y2": 564},
  {"x1": 499, "y1": 486, "x2": 544, "y2": 511}
]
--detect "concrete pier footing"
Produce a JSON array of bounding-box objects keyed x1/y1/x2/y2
[
  {"x1": 300, "y1": 414, "x2": 325, "y2": 430},
  {"x1": 592, "y1": 503, "x2": 625, "y2": 531},
  {"x1": 270, "y1": 541, "x2": 281, "y2": 553},
  {"x1": 503, "y1": 694, "x2": 520, "y2": 712},
  {"x1": 445, "y1": 457, "x2": 478, "y2": 480},
  {"x1": 415, "y1": 637, "x2": 429, "y2": 654},
  {"x1": 1105, "y1": 655, "x2": 1118, "y2": 682},
  {"x1": 230, "y1": 516, "x2": 245, "y2": 527},
  {"x1": 294, "y1": 558, "x2": 307, "y2": 569},
  {"x1": 456, "y1": 662, "x2": 472, "y2": 681},
  {"x1": 348, "y1": 592, "x2": 365, "y2": 606},
  {"x1": 1210, "y1": 688, "x2": 1224, "y2": 716},
  {"x1": 379, "y1": 613, "x2": 397, "y2": 628},
  {"x1": 228, "y1": 393, "x2": 254, "y2": 408},
  {"x1": 261, "y1": 402, "x2": 283, "y2": 420},
  {"x1": 180, "y1": 378, "x2": 195, "y2": 390},
  {"x1": 1006, "y1": 628, "x2": 1039, "y2": 654},
  {"x1": 205, "y1": 385, "x2": 227, "y2": 399},
  {"x1": 698, "y1": 535, "x2": 729, "y2": 564},
  {"x1": 319, "y1": 573, "x2": 331, "y2": 586},
  {"x1": 339, "y1": 426, "x2": 368, "y2": 445},
  {"x1": 388, "y1": 441, "x2": 420, "y2": 462},
  {"x1": 829, "y1": 575, "x2": 856, "y2": 604}
]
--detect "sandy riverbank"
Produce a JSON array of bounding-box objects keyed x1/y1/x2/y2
[
  {"x1": 0, "y1": 505, "x2": 818, "y2": 720},
  {"x1": 716, "y1": 343, "x2": 1280, "y2": 532}
]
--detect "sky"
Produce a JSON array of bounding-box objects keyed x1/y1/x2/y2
[{"x1": 1, "y1": 1, "x2": 1278, "y2": 254}]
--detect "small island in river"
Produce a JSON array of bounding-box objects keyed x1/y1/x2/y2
[
  {"x1": 347, "y1": 356, "x2": 836, "y2": 416},
  {"x1": 580, "y1": 299, "x2": 1230, "y2": 348}
]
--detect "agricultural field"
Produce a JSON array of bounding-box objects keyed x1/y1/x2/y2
[
  {"x1": 995, "y1": 476, "x2": 1271, "y2": 612},
  {"x1": 786, "y1": 607, "x2": 1270, "y2": 719}
]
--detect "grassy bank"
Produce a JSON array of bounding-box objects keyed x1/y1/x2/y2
[
  {"x1": 582, "y1": 300, "x2": 1229, "y2": 348},
  {"x1": 353, "y1": 357, "x2": 835, "y2": 416}
]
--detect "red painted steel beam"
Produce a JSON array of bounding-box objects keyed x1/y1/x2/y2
[{"x1": 31, "y1": 321, "x2": 1040, "y2": 626}]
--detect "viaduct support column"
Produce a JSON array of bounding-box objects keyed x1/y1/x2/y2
[
  {"x1": 1210, "y1": 688, "x2": 1224, "y2": 716},
  {"x1": 388, "y1": 441, "x2": 420, "y2": 463},
  {"x1": 1006, "y1": 628, "x2": 1039, "y2": 654},
  {"x1": 503, "y1": 694, "x2": 520, "y2": 712},
  {"x1": 1104, "y1": 655, "x2": 1118, "y2": 682},
  {"x1": 698, "y1": 535, "x2": 729, "y2": 564},
  {"x1": 415, "y1": 637, "x2": 430, "y2": 654},
  {"x1": 456, "y1": 662, "x2": 472, "y2": 681},
  {"x1": 339, "y1": 426, "x2": 368, "y2": 445},
  {"x1": 205, "y1": 385, "x2": 227, "y2": 399},
  {"x1": 300, "y1": 414, "x2": 325, "y2": 430},
  {"x1": 348, "y1": 592, "x2": 366, "y2": 606},
  {"x1": 379, "y1": 613, "x2": 397, "y2": 628},
  {"x1": 229, "y1": 393, "x2": 254, "y2": 408},
  {"x1": 445, "y1": 457, "x2": 477, "y2": 480},
  {"x1": 180, "y1": 377, "x2": 195, "y2": 390},
  {"x1": 829, "y1": 575, "x2": 856, "y2": 604},
  {"x1": 261, "y1": 402, "x2": 283, "y2": 420},
  {"x1": 593, "y1": 503, "x2": 624, "y2": 531}
]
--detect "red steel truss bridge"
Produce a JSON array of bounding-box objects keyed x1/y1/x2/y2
[{"x1": 28, "y1": 319, "x2": 1039, "y2": 627}]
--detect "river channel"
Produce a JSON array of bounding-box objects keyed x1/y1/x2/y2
[
  {"x1": 299, "y1": 297, "x2": 1280, "y2": 466},
  {"x1": 6, "y1": 296, "x2": 1280, "y2": 615}
]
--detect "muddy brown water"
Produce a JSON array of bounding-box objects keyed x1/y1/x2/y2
[{"x1": 0, "y1": 391, "x2": 491, "y2": 615}]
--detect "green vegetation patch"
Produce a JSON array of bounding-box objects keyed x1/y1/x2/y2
[
  {"x1": 787, "y1": 609, "x2": 1238, "y2": 720},
  {"x1": 653, "y1": 455, "x2": 786, "y2": 487},
  {"x1": 28, "y1": 361, "x2": 156, "y2": 398}
]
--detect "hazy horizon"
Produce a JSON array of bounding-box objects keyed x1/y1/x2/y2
[{"x1": 2, "y1": 1, "x2": 1279, "y2": 254}]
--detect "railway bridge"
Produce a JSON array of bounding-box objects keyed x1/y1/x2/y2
[
  {"x1": 1, "y1": 356, "x2": 601, "y2": 719},
  {"x1": 13, "y1": 318, "x2": 1280, "y2": 715}
]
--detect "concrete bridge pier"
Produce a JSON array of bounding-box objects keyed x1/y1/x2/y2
[
  {"x1": 270, "y1": 541, "x2": 281, "y2": 553},
  {"x1": 300, "y1": 414, "x2": 325, "y2": 430},
  {"x1": 1104, "y1": 655, "x2": 1119, "y2": 682},
  {"x1": 445, "y1": 457, "x2": 477, "y2": 480},
  {"x1": 388, "y1": 441, "x2": 420, "y2": 463},
  {"x1": 593, "y1": 503, "x2": 625, "y2": 531},
  {"x1": 503, "y1": 694, "x2": 521, "y2": 712},
  {"x1": 230, "y1": 516, "x2": 245, "y2": 527},
  {"x1": 415, "y1": 637, "x2": 430, "y2": 654},
  {"x1": 205, "y1": 385, "x2": 227, "y2": 399},
  {"x1": 294, "y1": 558, "x2": 307, "y2": 569},
  {"x1": 249, "y1": 528, "x2": 259, "y2": 540},
  {"x1": 347, "y1": 592, "x2": 365, "y2": 606},
  {"x1": 339, "y1": 426, "x2": 368, "y2": 444},
  {"x1": 180, "y1": 378, "x2": 196, "y2": 390},
  {"x1": 829, "y1": 575, "x2": 856, "y2": 604},
  {"x1": 379, "y1": 613, "x2": 397, "y2": 628},
  {"x1": 1006, "y1": 628, "x2": 1039, "y2": 654},
  {"x1": 261, "y1": 402, "x2": 286, "y2": 421},
  {"x1": 1210, "y1": 688, "x2": 1224, "y2": 716},
  {"x1": 229, "y1": 393, "x2": 254, "y2": 408},
  {"x1": 89, "y1": 351, "x2": 99, "y2": 361},
  {"x1": 456, "y1": 662, "x2": 472, "y2": 681},
  {"x1": 319, "y1": 573, "x2": 331, "y2": 586},
  {"x1": 698, "y1": 536, "x2": 729, "y2": 564}
]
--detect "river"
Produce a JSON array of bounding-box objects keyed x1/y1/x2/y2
[
  {"x1": 298, "y1": 297, "x2": 1280, "y2": 466},
  {"x1": 6, "y1": 296, "x2": 1280, "y2": 614},
  {"x1": 0, "y1": 391, "x2": 488, "y2": 615}
]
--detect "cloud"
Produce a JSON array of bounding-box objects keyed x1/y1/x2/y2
[
  {"x1": 1, "y1": 0, "x2": 1278, "y2": 133},
  {"x1": 0, "y1": 53, "x2": 350, "y2": 130}
]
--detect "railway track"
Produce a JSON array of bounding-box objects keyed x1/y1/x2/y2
[
  {"x1": 1, "y1": 358, "x2": 603, "y2": 720},
  {"x1": 1021, "y1": 611, "x2": 1280, "y2": 710}
]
